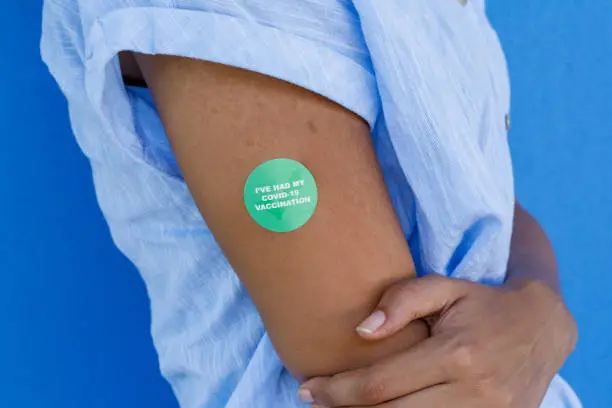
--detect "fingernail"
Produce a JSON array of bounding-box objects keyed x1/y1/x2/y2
[
  {"x1": 356, "y1": 310, "x2": 386, "y2": 334},
  {"x1": 297, "y1": 388, "x2": 314, "y2": 403}
]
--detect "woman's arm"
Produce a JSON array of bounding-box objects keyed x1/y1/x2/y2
[
  {"x1": 506, "y1": 201, "x2": 562, "y2": 293},
  {"x1": 298, "y1": 202, "x2": 577, "y2": 408},
  {"x1": 134, "y1": 54, "x2": 429, "y2": 381}
]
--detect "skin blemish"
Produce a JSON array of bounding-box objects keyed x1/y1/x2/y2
[{"x1": 307, "y1": 120, "x2": 318, "y2": 134}]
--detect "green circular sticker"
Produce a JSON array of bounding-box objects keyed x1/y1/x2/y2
[{"x1": 244, "y1": 158, "x2": 318, "y2": 232}]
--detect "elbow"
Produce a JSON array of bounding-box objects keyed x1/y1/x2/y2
[{"x1": 276, "y1": 319, "x2": 430, "y2": 383}]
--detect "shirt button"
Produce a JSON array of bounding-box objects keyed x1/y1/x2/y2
[
  {"x1": 458, "y1": 0, "x2": 468, "y2": 5},
  {"x1": 505, "y1": 114, "x2": 511, "y2": 131}
]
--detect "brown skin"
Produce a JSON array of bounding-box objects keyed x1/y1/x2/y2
[
  {"x1": 301, "y1": 203, "x2": 578, "y2": 408},
  {"x1": 130, "y1": 53, "x2": 428, "y2": 380},
  {"x1": 506, "y1": 202, "x2": 563, "y2": 293},
  {"x1": 119, "y1": 51, "x2": 143, "y2": 84},
  {"x1": 122, "y1": 53, "x2": 577, "y2": 405}
]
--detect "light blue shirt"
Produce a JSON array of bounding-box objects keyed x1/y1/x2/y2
[{"x1": 41, "y1": 0, "x2": 581, "y2": 407}]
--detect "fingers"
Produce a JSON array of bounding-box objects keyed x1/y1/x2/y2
[
  {"x1": 366, "y1": 384, "x2": 457, "y2": 408},
  {"x1": 356, "y1": 274, "x2": 469, "y2": 340},
  {"x1": 300, "y1": 335, "x2": 453, "y2": 407},
  {"x1": 309, "y1": 385, "x2": 457, "y2": 408}
]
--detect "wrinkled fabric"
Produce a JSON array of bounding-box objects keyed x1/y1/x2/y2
[{"x1": 41, "y1": 0, "x2": 581, "y2": 407}]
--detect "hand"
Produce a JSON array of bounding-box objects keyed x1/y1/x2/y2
[{"x1": 298, "y1": 275, "x2": 577, "y2": 408}]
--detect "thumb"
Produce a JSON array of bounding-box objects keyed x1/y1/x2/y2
[{"x1": 356, "y1": 274, "x2": 468, "y2": 340}]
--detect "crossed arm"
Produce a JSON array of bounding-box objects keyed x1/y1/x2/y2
[{"x1": 129, "y1": 54, "x2": 577, "y2": 406}]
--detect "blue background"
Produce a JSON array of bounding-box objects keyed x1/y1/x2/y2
[{"x1": 1, "y1": 1, "x2": 610, "y2": 407}]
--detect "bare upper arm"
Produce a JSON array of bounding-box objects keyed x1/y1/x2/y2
[{"x1": 133, "y1": 53, "x2": 428, "y2": 380}]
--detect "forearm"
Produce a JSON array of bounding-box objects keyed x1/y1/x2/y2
[
  {"x1": 506, "y1": 201, "x2": 577, "y2": 362},
  {"x1": 506, "y1": 201, "x2": 561, "y2": 294}
]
